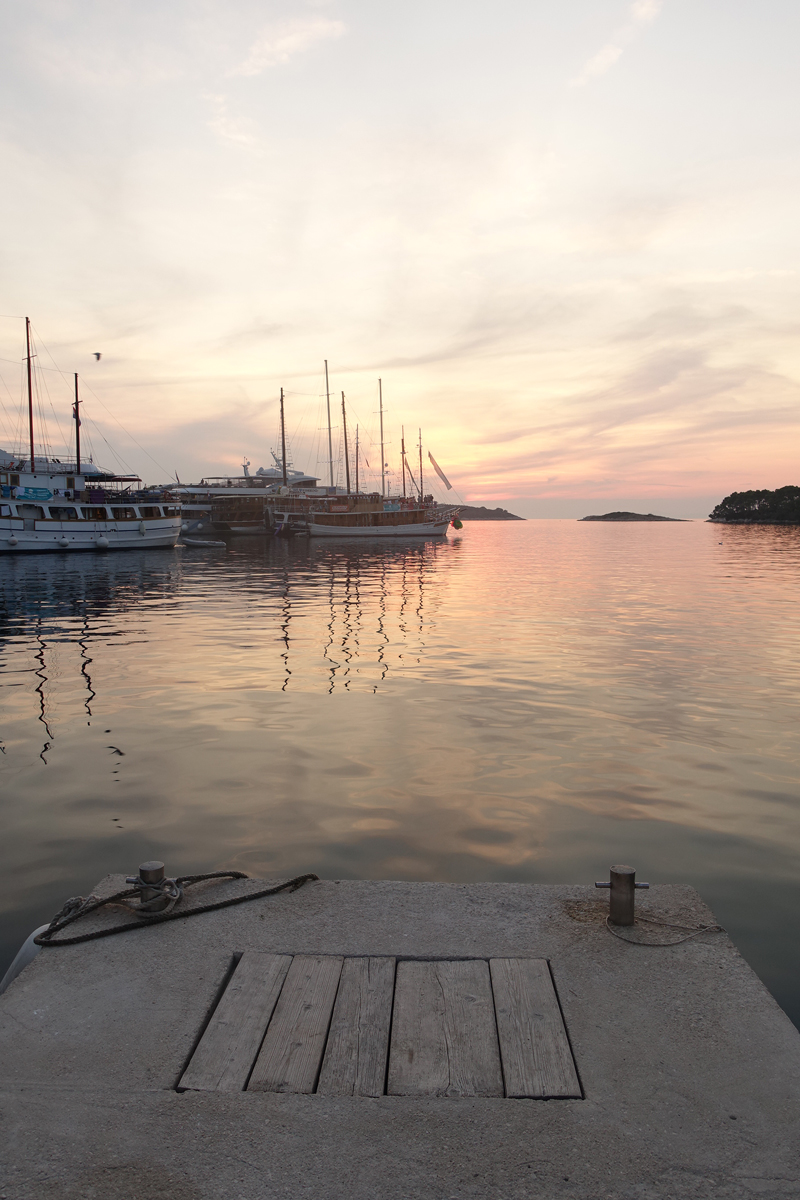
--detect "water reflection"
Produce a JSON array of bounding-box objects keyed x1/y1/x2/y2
[{"x1": 0, "y1": 524, "x2": 799, "y2": 1029}]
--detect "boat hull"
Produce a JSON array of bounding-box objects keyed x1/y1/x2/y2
[
  {"x1": 0, "y1": 520, "x2": 182, "y2": 553},
  {"x1": 307, "y1": 518, "x2": 452, "y2": 538}
]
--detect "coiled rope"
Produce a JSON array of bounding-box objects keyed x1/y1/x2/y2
[{"x1": 34, "y1": 871, "x2": 319, "y2": 947}]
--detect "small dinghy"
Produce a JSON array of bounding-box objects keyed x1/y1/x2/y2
[{"x1": 180, "y1": 537, "x2": 226, "y2": 548}]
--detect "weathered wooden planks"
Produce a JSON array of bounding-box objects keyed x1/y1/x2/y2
[
  {"x1": 490, "y1": 958, "x2": 581, "y2": 1098},
  {"x1": 317, "y1": 957, "x2": 395, "y2": 1097},
  {"x1": 179, "y1": 953, "x2": 581, "y2": 1099},
  {"x1": 178, "y1": 951, "x2": 291, "y2": 1093},
  {"x1": 387, "y1": 959, "x2": 504, "y2": 1097},
  {"x1": 247, "y1": 955, "x2": 343, "y2": 1093}
]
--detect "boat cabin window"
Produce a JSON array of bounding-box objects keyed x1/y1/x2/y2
[
  {"x1": 163, "y1": 505, "x2": 180, "y2": 516},
  {"x1": 18, "y1": 504, "x2": 45, "y2": 519},
  {"x1": 66, "y1": 478, "x2": 75, "y2": 490},
  {"x1": 10, "y1": 474, "x2": 19, "y2": 486},
  {"x1": 49, "y1": 506, "x2": 78, "y2": 520},
  {"x1": 139, "y1": 506, "x2": 162, "y2": 518},
  {"x1": 112, "y1": 507, "x2": 137, "y2": 520},
  {"x1": 0, "y1": 473, "x2": 7, "y2": 484},
  {"x1": 81, "y1": 506, "x2": 108, "y2": 519},
  {"x1": 1, "y1": 504, "x2": 10, "y2": 516}
]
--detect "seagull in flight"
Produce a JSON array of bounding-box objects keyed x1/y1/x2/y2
[{"x1": 94, "y1": 352, "x2": 102, "y2": 361}]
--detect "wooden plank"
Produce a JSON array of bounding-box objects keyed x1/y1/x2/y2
[
  {"x1": 317, "y1": 957, "x2": 395, "y2": 1096},
  {"x1": 179, "y1": 951, "x2": 292, "y2": 1093},
  {"x1": 387, "y1": 959, "x2": 503, "y2": 1097},
  {"x1": 490, "y1": 958, "x2": 581, "y2": 1098},
  {"x1": 247, "y1": 955, "x2": 343, "y2": 1093}
]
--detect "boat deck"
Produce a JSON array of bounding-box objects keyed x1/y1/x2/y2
[{"x1": 1, "y1": 877, "x2": 798, "y2": 1198}]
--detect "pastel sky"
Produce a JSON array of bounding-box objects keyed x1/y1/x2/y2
[{"x1": 1, "y1": 0, "x2": 798, "y2": 516}]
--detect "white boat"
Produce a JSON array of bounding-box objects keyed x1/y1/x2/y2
[
  {"x1": 305, "y1": 500, "x2": 456, "y2": 537},
  {"x1": 0, "y1": 319, "x2": 182, "y2": 554},
  {"x1": 0, "y1": 466, "x2": 182, "y2": 554}
]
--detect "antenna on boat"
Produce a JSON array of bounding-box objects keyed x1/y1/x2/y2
[
  {"x1": 25, "y1": 317, "x2": 35, "y2": 470},
  {"x1": 355, "y1": 424, "x2": 359, "y2": 494},
  {"x1": 73, "y1": 374, "x2": 81, "y2": 474},
  {"x1": 418, "y1": 428, "x2": 424, "y2": 500},
  {"x1": 280, "y1": 387, "x2": 288, "y2": 487},
  {"x1": 324, "y1": 360, "x2": 334, "y2": 488},
  {"x1": 341, "y1": 393, "x2": 351, "y2": 494},
  {"x1": 401, "y1": 426, "x2": 407, "y2": 498},
  {"x1": 379, "y1": 379, "x2": 385, "y2": 498}
]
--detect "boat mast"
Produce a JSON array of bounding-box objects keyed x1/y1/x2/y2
[
  {"x1": 324, "y1": 360, "x2": 334, "y2": 488},
  {"x1": 25, "y1": 317, "x2": 34, "y2": 470},
  {"x1": 401, "y1": 426, "x2": 407, "y2": 498},
  {"x1": 355, "y1": 425, "x2": 359, "y2": 494},
  {"x1": 379, "y1": 378, "x2": 385, "y2": 498},
  {"x1": 341, "y1": 393, "x2": 351, "y2": 494},
  {"x1": 280, "y1": 387, "x2": 288, "y2": 487},
  {"x1": 73, "y1": 374, "x2": 81, "y2": 474},
  {"x1": 418, "y1": 428, "x2": 424, "y2": 501}
]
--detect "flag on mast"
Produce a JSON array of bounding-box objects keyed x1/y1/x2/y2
[{"x1": 428, "y1": 452, "x2": 452, "y2": 490}]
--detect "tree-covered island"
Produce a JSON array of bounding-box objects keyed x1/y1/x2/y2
[{"x1": 709, "y1": 486, "x2": 800, "y2": 523}]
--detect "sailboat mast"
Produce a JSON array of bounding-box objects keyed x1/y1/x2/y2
[
  {"x1": 401, "y1": 426, "x2": 406, "y2": 498},
  {"x1": 73, "y1": 374, "x2": 81, "y2": 474},
  {"x1": 280, "y1": 387, "x2": 288, "y2": 487},
  {"x1": 355, "y1": 425, "x2": 359, "y2": 494},
  {"x1": 324, "y1": 360, "x2": 334, "y2": 488},
  {"x1": 379, "y1": 378, "x2": 385, "y2": 498},
  {"x1": 25, "y1": 317, "x2": 34, "y2": 470},
  {"x1": 418, "y1": 428, "x2": 424, "y2": 500},
  {"x1": 341, "y1": 393, "x2": 351, "y2": 493}
]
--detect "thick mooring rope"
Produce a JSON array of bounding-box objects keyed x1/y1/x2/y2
[{"x1": 34, "y1": 871, "x2": 319, "y2": 947}]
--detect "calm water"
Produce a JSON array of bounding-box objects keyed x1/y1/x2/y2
[{"x1": 1, "y1": 521, "x2": 799, "y2": 1024}]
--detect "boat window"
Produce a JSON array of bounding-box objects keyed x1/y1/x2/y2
[
  {"x1": 81, "y1": 506, "x2": 108, "y2": 519},
  {"x1": 139, "y1": 506, "x2": 162, "y2": 518},
  {"x1": 163, "y1": 506, "x2": 180, "y2": 516},
  {"x1": 10, "y1": 474, "x2": 19, "y2": 486},
  {"x1": 66, "y1": 477, "x2": 75, "y2": 490},
  {"x1": 112, "y1": 507, "x2": 137, "y2": 519},
  {"x1": 1, "y1": 504, "x2": 10, "y2": 516},
  {"x1": 18, "y1": 504, "x2": 45, "y2": 519},
  {"x1": 49, "y1": 506, "x2": 78, "y2": 519},
  {"x1": 0, "y1": 473, "x2": 6, "y2": 484}
]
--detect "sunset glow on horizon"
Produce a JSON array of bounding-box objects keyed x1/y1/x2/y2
[{"x1": 1, "y1": 1, "x2": 798, "y2": 516}]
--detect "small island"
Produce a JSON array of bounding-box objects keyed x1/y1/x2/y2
[
  {"x1": 457, "y1": 505, "x2": 524, "y2": 521},
  {"x1": 580, "y1": 511, "x2": 685, "y2": 522},
  {"x1": 709, "y1": 486, "x2": 800, "y2": 524}
]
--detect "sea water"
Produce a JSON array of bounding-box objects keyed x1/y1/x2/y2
[{"x1": 1, "y1": 520, "x2": 798, "y2": 1025}]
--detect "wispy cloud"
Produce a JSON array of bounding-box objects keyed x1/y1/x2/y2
[
  {"x1": 570, "y1": 1, "x2": 662, "y2": 88},
  {"x1": 206, "y1": 94, "x2": 260, "y2": 150},
  {"x1": 232, "y1": 17, "x2": 345, "y2": 76}
]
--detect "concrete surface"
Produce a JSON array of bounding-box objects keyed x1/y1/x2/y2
[{"x1": 1, "y1": 877, "x2": 799, "y2": 1199}]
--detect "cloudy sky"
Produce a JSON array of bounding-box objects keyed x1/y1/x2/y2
[{"x1": 0, "y1": 0, "x2": 798, "y2": 515}]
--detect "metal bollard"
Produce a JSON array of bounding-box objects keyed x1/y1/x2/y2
[
  {"x1": 595, "y1": 864, "x2": 649, "y2": 926},
  {"x1": 127, "y1": 860, "x2": 170, "y2": 912}
]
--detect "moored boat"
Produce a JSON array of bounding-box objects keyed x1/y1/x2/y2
[
  {"x1": 0, "y1": 318, "x2": 182, "y2": 554},
  {"x1": 0, "y1": 465, "x2": 182, "y2": 553}
]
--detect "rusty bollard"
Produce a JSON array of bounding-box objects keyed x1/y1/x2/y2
[{"x1": 595, "y1": 864, "x2": 650, "y2": 926}]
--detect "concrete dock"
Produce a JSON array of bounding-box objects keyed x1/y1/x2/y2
[{"x1": 1, "y1": 875, "x2": 799, "y2": 1198}]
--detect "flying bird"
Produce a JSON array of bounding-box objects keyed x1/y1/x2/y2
[{"x1": 94, "y1": 352, "x2": 102, "y2": 361}]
